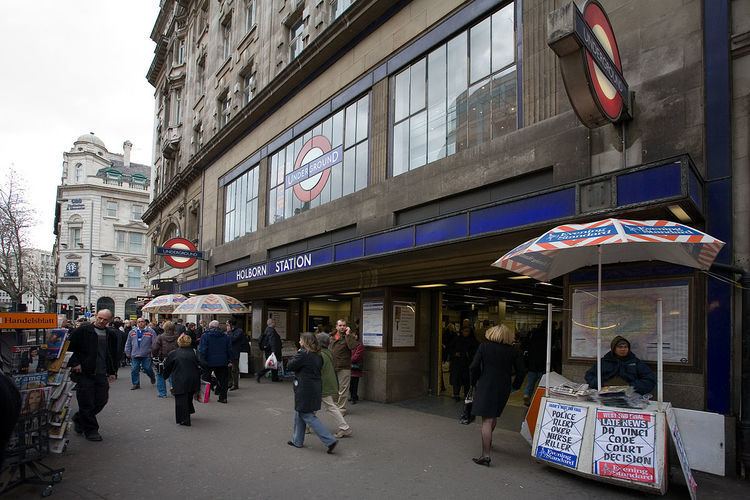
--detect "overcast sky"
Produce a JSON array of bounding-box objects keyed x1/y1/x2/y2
[{"x1": 0, "y1": 1, "x2": 160, "y2": 251}]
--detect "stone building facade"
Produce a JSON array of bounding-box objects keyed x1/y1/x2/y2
[
  {"x1": 144, "y1": 0, "x2": 748, "y2": 468},
  {"x1": 53, "y1": 134, "x2": 151, "y2": 319}
]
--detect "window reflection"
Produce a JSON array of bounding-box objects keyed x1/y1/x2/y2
[
  {"x1": 267, "y1": 94, "x2": 370, "y2": 225},
  {"x1": 391, "y1": 3, "x2": 516, "y2": 177}
]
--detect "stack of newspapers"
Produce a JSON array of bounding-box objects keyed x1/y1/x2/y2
[
  {"x1": 548, "y1": 381, "x2": 594, "y2": 401},
  {"x1": 592, "y1": 385, "x2": 650, "y2": 409}
]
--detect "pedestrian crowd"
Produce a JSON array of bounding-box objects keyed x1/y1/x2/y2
[{"x1": 61, "y1": 311, "x2": 364, "y2": 454}]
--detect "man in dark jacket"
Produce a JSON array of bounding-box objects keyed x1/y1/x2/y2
[
  {"x1": 523, "y1": 321, "x2": 548, "y2": 406},
  {"x1": 256, "y1": 318, "x2": 282, "y2": 383},
  {"x1": 198, "y1": 320, "x2": 232, "y2": 403},
  {"x1": 227, "y1": 318, "x2": 248, "y2": 390},
  {"x1": 585, "y1": 335, "x2": 656, "y2": 394},
  {"x1": 68, "y1": 308, "x2": 119, "y2": 441}
]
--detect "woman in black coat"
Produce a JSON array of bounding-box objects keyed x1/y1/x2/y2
[
  {"x1": 286, "y1": 332, "x2": 338, "y2": 453},
  {"x1": 469, "y1": 324, "x2": 525, "y2": 466},
  {"x1": 163, "y1": 334, "x2": 201, "y2": 426}
]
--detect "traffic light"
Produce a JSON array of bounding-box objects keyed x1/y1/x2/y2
[{"x1": 60, "y1": 304, "x2": 68, "y2": 312}]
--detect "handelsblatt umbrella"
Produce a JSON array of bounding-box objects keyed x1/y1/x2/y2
[
  {"x1": 492, "y1": 218, "x2": 724, "y2": 403},
  {"x1": 172, "y1": 293, "x2": 250, "y2": 315},
  {"x1": 141, "y1": 293, "x2": 188, "y2": 314}
]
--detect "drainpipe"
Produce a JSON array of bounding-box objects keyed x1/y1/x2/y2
[{"x1": 710, "y1": 262, "x2": 750, "y2": 475}]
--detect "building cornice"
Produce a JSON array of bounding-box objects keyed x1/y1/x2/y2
[{"x1": 143, "y1": 0, "x2": 405, "y2": 224}]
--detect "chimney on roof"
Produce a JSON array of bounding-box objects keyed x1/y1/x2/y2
[{"x1": 123, "y1": 140, "x2": 133, "y2": 167}]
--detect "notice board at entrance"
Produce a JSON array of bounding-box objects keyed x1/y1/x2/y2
[
  {"x1": 268, "y1": 310, "x2": 287, "y2": 340},
  {"x1": 361, "y1": 300, "x2": 383, "y2": 347},
  {"x1": 392, "y1": 301, "x2": 415, "y2": 347}
]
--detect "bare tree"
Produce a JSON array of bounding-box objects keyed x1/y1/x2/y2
[
  {"x1": 0, "y1": 169, "x2": 35, "y2": 309},
  {"x1": 27, "y1": 257, "x2": 55, "y2": 312}
]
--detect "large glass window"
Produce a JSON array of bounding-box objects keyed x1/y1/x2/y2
[
  {"x1": 102, "y1": 264, "x2": 116, "y2": 286},
  {"x1": 127, "y1": 266, "x2": 142, "y2": 288},
  {"x1": 267, "y1": 94, "x2": 369, "y2": 225},
  {"x1": 391, "y1": 3, "x2": 516, "y2": 177},
  {"x1": 224, "y1": 165, "x2": 260, "y2": 243},
  {"x1": 129, "y1": 233, "x2": 144, "y2": 254}
]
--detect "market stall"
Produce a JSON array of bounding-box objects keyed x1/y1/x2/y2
[{"x1": 493, "y1": 218, "x2": 722, "y2": 498}]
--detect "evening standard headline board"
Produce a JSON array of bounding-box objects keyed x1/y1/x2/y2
[
  {"x1": 593, "y1": 409, "x2": 656, "y2": 483},
  {"x1": 534, "y1": 401, "x2": 658, "y2": 485},
  {"x1": 535, "y1": 401, "x2": 588, "y2": 468}
]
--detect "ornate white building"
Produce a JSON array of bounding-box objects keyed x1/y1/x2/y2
[{"x1": 53, "y1": 133, "x2": 152, "y2": 319}]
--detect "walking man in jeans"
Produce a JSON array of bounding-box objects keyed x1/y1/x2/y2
[
  {"x1": 331, "y1": 319, "x2": 358, "y2": 413},
  {"x1": 124, "y1": 317, "x2": 157, "y2": 390},
  {"x1": 68, "y1": 309, "x2": 119, "y2": 441}
]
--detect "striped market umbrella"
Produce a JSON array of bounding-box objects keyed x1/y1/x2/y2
[
  {"x1": 492, "y1": 218, "x2": 723, "y2": 281},
  {"x1": 141, "y1": 294, "x2": 188, "y2": 314},
  {"x1": 172, "y1": 293, "x2": 250, "y2": 315},
  {"x1": 492, "y1": 218, "x2": 724, "y2": 401}
]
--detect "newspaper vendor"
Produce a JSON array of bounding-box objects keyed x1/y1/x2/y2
[{"x1": 584, "y1": 336, "x2": 656, "y2": 395}]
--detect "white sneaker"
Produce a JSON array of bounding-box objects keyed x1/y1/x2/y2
[{"x1": 335, "y1": 429, "x2": 352, "y2": 438}]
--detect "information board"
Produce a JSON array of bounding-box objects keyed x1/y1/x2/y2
[
  {"x1": 361, "y1": 300, "x2": 383, "y2": 347},
  {"x1": 268, "y1": 310, "x2": 287, "y2": 339},
  {"x1": 392, "y1": 301, "x2": 416, "y2": 347},
  {"x1": 535, "y1": 401, "x2": 588, "y2": 469},
  {"x1": 571, "y1": 281, "x2": 690, "y2": 363},
  {"x1": 593, "y1": 409, "x2": 656, "y2": 483}
]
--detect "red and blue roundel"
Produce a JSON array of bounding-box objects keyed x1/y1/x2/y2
[
  {"x1": 583, "y1": 1, "x2": 624, "y2": 121},
  {"x1": 288, "y1": 136, "x2": 343, "y2": 202}
]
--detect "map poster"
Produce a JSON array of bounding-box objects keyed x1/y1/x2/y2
[
  {"x1": 392, "y1": 301, "x2": 415, "y2": 347},
  {"x1": 535, "y1": 401, "x2": 588, "y2": 469},
  {"x1": 593, "y1": 409, "x2": 656, "y2": 483},
  {"x1": 362, "y1": 300, "x2": 384, "y2": 347},
  {"x1": 570, "y1": 280, "x2": 690, "y2": 363}
]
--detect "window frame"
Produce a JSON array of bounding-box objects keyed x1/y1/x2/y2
[
  {"x1": 105, "y1": 200, "x2": 118, "y2": 218},
  {"x1": 289, "y1": 18, "x2": 305, "y2": 60},
  {"x1": 218, "y1": 92, "x2": 231, "y2": 128},
  {"x1": 101, "y1": 264, "x2": 116, "y2": 287},
  {"x1": 245, "y1": 0, "x2": 256, "y2": 33},
  {"x1": 223, "y1": 164, "x2": 260, "y2": 243},
  {"x1": 221, "y1": 16, "x2": 232, "y2": 61},
  {"x1": 127, "y1": 265, "x2": 142, "y2": 289}
]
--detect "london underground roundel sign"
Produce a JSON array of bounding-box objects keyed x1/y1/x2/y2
[
  {"x1": 547, "y1": 0, "x2": 630, "y2": 128},
  {"x1": 583, "y1": 1, "x2": 624, "y2": 122},
  {"x1": 287, "y1": 135, "x2": 343, "y2": 202},
  {"x1": 162, "y1": 237, "x2": 198, "y2": 269}
]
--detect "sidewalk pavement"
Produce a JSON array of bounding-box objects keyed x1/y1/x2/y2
[{"x1": 7, "y1": 366, "x2": 747, "y2": 499}]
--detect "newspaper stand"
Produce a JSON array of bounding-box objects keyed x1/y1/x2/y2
[{"x1": 1, "y1": 345, "x2": 65, "y2": 497}]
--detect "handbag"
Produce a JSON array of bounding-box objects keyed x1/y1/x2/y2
[
  {"x1": 459, "y1": 387, "x2": 475, "y2": 425},
  {"x1": 265, "y1": 352, "x2": 278, "y2": 370}
]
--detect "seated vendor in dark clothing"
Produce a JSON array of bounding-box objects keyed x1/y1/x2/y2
[{"x1": 585, "y1": 335, "x2": 656, "y2": 395}]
